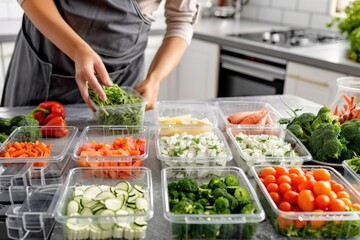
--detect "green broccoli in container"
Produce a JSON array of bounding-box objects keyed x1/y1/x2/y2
[{"x1": 340, "y1": 119, "x2": 360, "y2": 157}]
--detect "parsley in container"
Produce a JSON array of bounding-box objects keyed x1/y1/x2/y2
[{"x1": 89, "y1": 85, "x2": 146, "y2": 126}]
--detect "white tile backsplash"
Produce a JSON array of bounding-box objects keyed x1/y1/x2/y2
[
  {"x1": 283, "y1": 11, "x2": 310, "y2": 28},
  {"x1": 242, "y1": 0, "x2": 336, "y2": 31},
  {"x1": 258, "y1": 8, "x2": 282, "y2": 24},
  {"x1": 272, "y1": 0, "x2": 297, "y2": 10},
  {"x1": 298, "y1": 0, "x2": 331, "y2": 14}
]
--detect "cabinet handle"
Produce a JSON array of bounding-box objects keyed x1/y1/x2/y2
[{"x1": 286, "y1": 74, "x2": 329, "y2": 87}]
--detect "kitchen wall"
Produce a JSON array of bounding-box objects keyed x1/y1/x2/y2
[
  {"x1": 241, "y1": 0, "x2": 338, "y2": 31},
  {"x1": 0, "y1": 0, "x2": 23, "y2": 35}
]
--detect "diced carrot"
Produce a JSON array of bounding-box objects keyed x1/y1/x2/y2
[
  {"x1": 7, "y1": 147, "x2": 16, "y2": 153},
  {"x1": 13, "y1": 142, "x2": 22, "y2": 151},
  {"x1": 10, "y1": 149, "x2": 27, "y2": 157}
]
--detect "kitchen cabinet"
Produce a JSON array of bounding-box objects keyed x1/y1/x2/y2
[
  {"x1": 0, "y1": 41, "x2": 15, "y2": 104},
  {"x1": 144, "y1": 37, "x2": 220, "y2": 101},
  {"x1": 284, "y1": 61, "x2": 346, "y2": 105}
]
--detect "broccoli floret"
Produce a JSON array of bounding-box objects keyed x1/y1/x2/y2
[
  {"x1": 297, "y1": 112, "x2": 316, "y2": 134},
  {"x1": 168, "y1": 182, "x2": 178, "y2": 192},
  {"x1": 0, "y1": 117, "x2": 12, "y2": 134},
  {"x1": 341, "y1": 119, "x2": 360, "y2": 156},
  {"x1": 219, "y1": 224, "x2": 238, "y2": 239},
  {"x1": 10, "y1": 115, "x2": 28, "y2": 126},
  {"x1": 16, "y1": 117, "x2": 41, "y2": 142},
  {"x1": 214, "y1": 196, "x2": 230, "y2": 214},
  {"x1": 191, "y1": 202, "x2": 204, "y2": 214},
  {"x1": 225, "y1": 193, "x2": 238, "y2": 211},
  {"x1": 311, "y1": 106, "x2": 336, "y2": 130},
  {"x1": 169, "y1": 199, "x2": 179, "y2": 209},
  {"x1": 208, "y1": 176, "x2": 227, "y2": 190},
  {"x1": 201, "y1": 224, "x2": 221, "y2": 239},
  {"x1": 184, "y1": 192, "x2": 197, "y2": 202},
  {"x1": 237, "y1": 198, "x2": 253, "y2": 210},
  {"x1": 169, "y1": 190, "x2": 179, "y2": 200},
  {"x1": 177, "y1": 178, "x2": 198, "y2": 193},
  {"x1": 212, "y1": 188, "x2": 228, "y2": 199},
  {"x1": 172, "y1": 200, "x2": 193, "y2": 214},
  {"x1": 287, "y1": 123, "x2": 311, "y2": 145},
  {"x1": 0, "y1": 133, "x2": 8, "y2": 143},
  {"x1": 240, "y1": 203, "x2": 256, "y2": 214},
  {"x1": 198, "y1": 187, "x2": 212, "y2": 199},
  {"x1": 196, "y1": 198, "x2": 210, "y2": 207},
  {"x1": 309, "y1": 122, "x2": 347, "y2": 162}
]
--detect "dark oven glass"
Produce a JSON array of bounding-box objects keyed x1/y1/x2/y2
[{"x1": 218, "y1": 67, "x2": 284, "y2": 97}]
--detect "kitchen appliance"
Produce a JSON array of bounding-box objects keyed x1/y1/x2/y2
[
  {"x1": 218, "y1": 46, "x2": 287, "y2": 97},
  {"x1": 229, "y1": 28, "x2": 347, "y2": 48}
]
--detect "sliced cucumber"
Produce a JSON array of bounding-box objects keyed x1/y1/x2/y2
[
  {"x1": 83, "y1": 200, "x2": 99, "y2": 209},
  {"x1": 124, "y1": 227, "x2": 135, "y2": 240},
  {"x1": 83, "y1": 186, "x2": 102, "y2": 200},
  {"x1": 67, "y1": 200, "x2": 80, "y2": 215},
  {"x1": 73, "y1": 189, "x2": 84, "y2": 197},
  {"x1": 93, "y1": 191, "x2": 115, "y2": 201},
  {"x1": 135, "y1": 198, "x2": 148, "y2": 211},
  {"x1": 80, "y1": 207, "x2": 93, "y2": 216},
  {"x1": 72, "y1": 196, "x2": 82, "y2": 204},
  {"x1": 115, "y1": 181, "x2": 131, "y2": 191},
  {"x1": 91, "y1": 203, "x2": 105, "y2": 213},
  {"x1": 116, "y1": 209, "x2": 130, "y2": 228},
  {"x1": 115, "y1": 189, "x2": 129, "y2": 200},
  {"x1": 104, "y1": 197, "x2": 123, "y2": 211},
  {"x1": 134, "y1": 217, "x2": 147, "y2": 227},
  {"x1": 113, "y1": 227, "x2": 124, "y2": 238},
  {"x1": 99, "y1": 210, "x2": 115, "y2": 230},
  {"x1": 133, "y1": 184, "x2": 145, "y2": 194}
]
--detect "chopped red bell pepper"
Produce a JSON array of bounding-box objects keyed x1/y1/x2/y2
[
  {"x1": 41, "y1": 116, "x2": 68, "y2": 138},
  {"x1": 32, "y1": 101, "x2": 65, "y2": 125}
]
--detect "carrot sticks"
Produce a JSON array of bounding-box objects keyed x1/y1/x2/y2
[{"x1": 227, "y1": 109, "x2": 274, "y2": 125}]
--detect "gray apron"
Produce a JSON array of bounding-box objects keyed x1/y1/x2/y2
[{"x1": 1, "y1": 0, "x2": 151, "y2": 106}]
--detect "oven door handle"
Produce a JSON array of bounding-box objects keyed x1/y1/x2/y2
[{"x1": 221, "y1": 55, "x2": 285, "y2": 82}]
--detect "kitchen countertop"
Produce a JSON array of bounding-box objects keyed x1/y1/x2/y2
[
  {"x1": 1, "y1": 94, "x2": 341, "y2": 240},
  {"x1": 192, "y1": 18, "x2": 360, "y2": 77}
]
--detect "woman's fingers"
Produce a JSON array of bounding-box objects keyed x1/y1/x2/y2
[
  {"x1": 76, "y1": 75, "x2": 96, "y2": 112},
  {"x1": 95, "y1": 61, "x2": 112, "y2": 86}
]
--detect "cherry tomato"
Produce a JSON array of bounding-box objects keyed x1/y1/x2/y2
[
  {"x1": 352, "y1": 203, "x2": 360, "y2": 210},
  {"x1": 292, "y1": 175, "x2": 307, "y2": 188},
  {"x1": 341, "y1": 198, "x2": 352, "y2": 208},
  {"x1": 277, "y1": 216, "x2": 291, "y2": 230},
  {"x1": 313, "y1": 169, "x2": 331, "y2": 181},
  {"x1": 294, "y1": 219, "x2": 306, "y2": 228},
  {"x1": 329, "y1": 199, "x2": 348, "y2": 211},
  {"x1": 267, "y1": 183, "x2": 279, "y2": 193},
  {"x1": 288, "y1": 173, "x2": 298, "y2": 182},
  {"x1": 279, "y1": 183, "x2": 292, "y2": 195},
  {"x1": 277, "y1": 175, "x2": 292, "y2": 185},
  {"x1": 305, "y1": 173, "x2": 315, "y2": 181},
  {"x1": 283, "y1": 190, "x2": 299, "y2": 204},
  {"x1": 270, "y1": 192, "x2": 282, "y2": 205},
  {"x1": 298, "y1": 181, "x2": 314, "y2": 191},
  {"x1": 313, "y1": 181, "x2": 331, "y2": 196},
  {"x1": 261, "y1": 167, "x2": 276, "y2": 178},
  {"x1": 329, "y1": 180, "x2": 337, "y2": 188},
  {"x1": 289, "y1": 166, "x2": 304, "y2": 175},
  {"x1": 327, "y1": 191, "x2": 338, "y2": 201},
  {"x1": 264, "y1": 175, "x2": 276, "y2": 186},
  {"x1": 279, "y1": 201, "x2": 292, "y2": 211},
  {"x1": 337, "y1": 191, "x2": 350, "y2": 199},
  {"x1": 274, "y1": 166, "x2": 289, "y2": 178},
  {"x1": 332, "y1": 183, "x2": 345, "y2": 193},
  {"x1": 315, "y1": 194, "x2": 330, "y2": 210},
  {"x1": 310, "y1": 209, "x2": 327, "y2": 228},
  {"x1": 260, "y1": 178, "x2": 265, "y2": 184},
  {"x1": 298, "y1": 190, "x2": 315, "y2": 211}
]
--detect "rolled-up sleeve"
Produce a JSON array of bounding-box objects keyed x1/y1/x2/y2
[{"x1": 164, "y1": 0, "x2": 199, "y2": 45}]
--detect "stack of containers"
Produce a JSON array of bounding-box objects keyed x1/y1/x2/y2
[
  {"x1": 0, "y1": 125, "x2": 78, "y2": 239},
  {"x1": 155, "y1": 101, "x2": 265, "y2": 239},
  {"x1": 54, "y1": 87, "x2": 154, "y2": 240}
]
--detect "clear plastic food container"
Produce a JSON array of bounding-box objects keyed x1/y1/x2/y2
[
  {"x1": 92, "y1": 87, "x2": 146, "y2": 126},
  {"x1": 343, "y1": 159, "x2": 360, "y2": 193},
  {"x1": 251, "y1": 165, "x2": 360, "y2": 239},
  {"x1": 6, "y1": 184, "x2": 62, "y2": 240},
  {"x1": 215, "y1": 101, "x2": 282, "y2": 130},
  {"x1": 55, "y1": 167, "x2": 154, "y2": 240},
  {"x1": 72, "y1": 126, "x2": 149, "y2": 169},
  {"x1": 155, "y1": 101, "x2": 216, "y2": 127},
  {"x1": 161, "y1": 166, "x2": 265, "y2": 239},
  {"x1": 155, "y1": 126, "x2": 233, "y2": 174},
  {"x1": 227, "y1": 125, "x2": 312, "y2": 175},
  {"x1": 0, "y1": 126, "x2": 78, "y2": 164}
]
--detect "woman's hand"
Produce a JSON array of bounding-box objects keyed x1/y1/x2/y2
[
  {"x1": 73, "y1": 46, "x2": 112, "y2": 111},
  {"x1": 135, "y1": 77, "x2": 160, "y2": 111}
]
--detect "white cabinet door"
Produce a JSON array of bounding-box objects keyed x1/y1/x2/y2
[
  {"x1": 175, "y1": 39, "x2": 219, "y2": 100},
  {"x1": 284, "y1": 62, "x2": 346, "y2": 105},
  {"x1": 0, "y1": 42, "x2": 16, "y2": 104}
]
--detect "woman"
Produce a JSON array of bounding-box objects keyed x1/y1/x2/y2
[{"x1": 2, "y1": 0, "x2": 198, "y2": 110}]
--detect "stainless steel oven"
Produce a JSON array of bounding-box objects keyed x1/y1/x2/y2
[{"x1": 217, "y1": 46, "x2": 287, "y2": 97}]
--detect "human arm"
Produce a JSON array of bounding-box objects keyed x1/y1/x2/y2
[
  {"x1": 135, "y1": 36, "x2": 188, "y2": 110},
  {"x1": 20, "y1": 0, "x2": 111, "y2": 110},
  {"x1": 135, "y1": 0, "x2": 198, "y2": 110}
]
